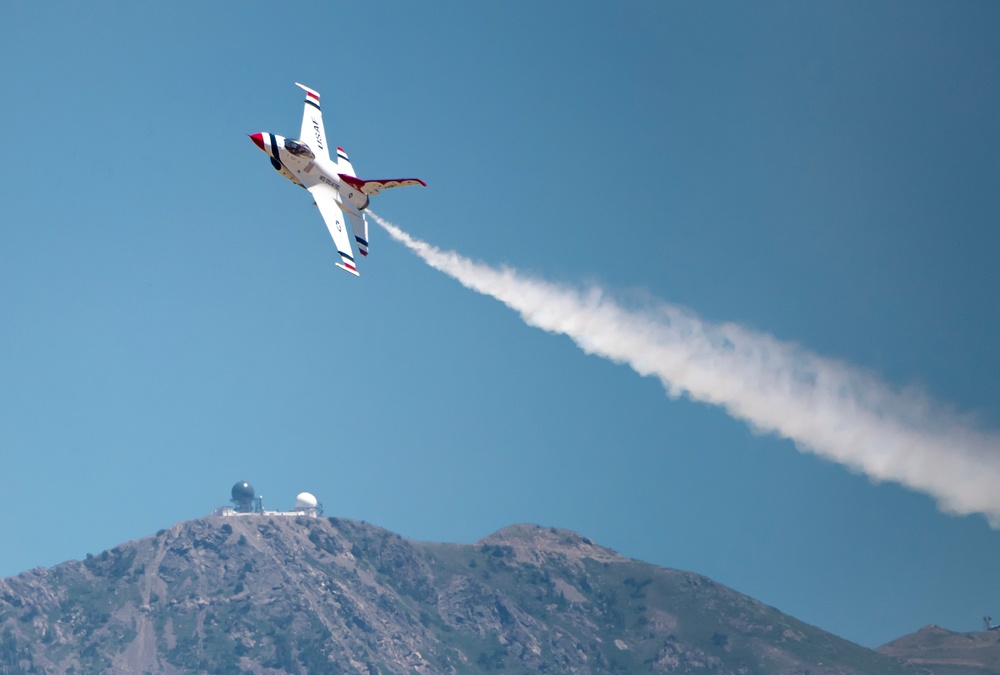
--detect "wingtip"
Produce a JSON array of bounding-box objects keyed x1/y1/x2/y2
[
  {"x1": 336, "y1": 262, "x2": 361, "y2": 277},
  {"x1": 294, "y1": 82, "x2": 320, "y2": 100}
]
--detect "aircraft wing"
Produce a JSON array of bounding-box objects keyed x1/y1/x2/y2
[
  {"x1": 295, "y1": 83, "x2": 330, "y2": 160},
  {"x1": 339, "y1": 174, "x2": 426, "y2": 197},
  {"x1": 307, "y1": 184, "x2": 359, "y2": 276}
]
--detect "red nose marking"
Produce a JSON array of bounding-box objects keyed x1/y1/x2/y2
[{"x1": 248, "y1": 133, "x2": 266, "y2": 151}]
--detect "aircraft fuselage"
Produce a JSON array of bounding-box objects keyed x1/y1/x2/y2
[{"x1": 248, "y1": 132, "x2": 369, "y2": 211}]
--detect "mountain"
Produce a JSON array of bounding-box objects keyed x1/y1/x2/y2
[
  {"x1": 0, "y1": 515, "x2": 918, "y2": 674},
  {"x1": 877, "y1": 624, "x2": 1000, "y2": 675}
]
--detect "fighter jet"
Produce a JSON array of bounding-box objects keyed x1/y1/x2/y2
[{"x1": 249, "y1": 83, "x2": 425, "y2": 276}]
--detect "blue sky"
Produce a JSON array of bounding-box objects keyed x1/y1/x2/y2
[{"x1": 2, "y1": 2, "x2": 999, "y2": 649}]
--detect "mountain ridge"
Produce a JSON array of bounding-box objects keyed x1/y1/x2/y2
[
  {"x1": 876, "y1": 624, "x2": 1000, "y2": 675},
  {"x1": 0, "y1": 515, "x2": 950, "y2": 673}
]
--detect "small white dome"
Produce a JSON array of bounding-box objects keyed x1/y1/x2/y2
[{"x1": 295, "y1": 492, "x2": 318, "y2": 510}]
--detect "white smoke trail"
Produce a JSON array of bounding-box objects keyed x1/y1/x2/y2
[{"x1": 370, "y1": 212, "x2": 1000, "y2": 526}]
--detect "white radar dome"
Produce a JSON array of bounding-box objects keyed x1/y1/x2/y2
[{"x1": 295, "y1": 492, "x2": 318, "y2": 510}]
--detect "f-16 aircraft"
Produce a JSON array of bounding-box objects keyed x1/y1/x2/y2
[{"x1": 249, "y1": 83, "x2": 425, "y2": 276}]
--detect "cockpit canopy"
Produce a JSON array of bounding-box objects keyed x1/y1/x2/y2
[{"x1": 283, "y1": 138, "x2": 315, "y2": 159}]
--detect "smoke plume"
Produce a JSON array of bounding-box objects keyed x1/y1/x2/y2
[{"x1": 371, "y1": 212, "x2": 1000, "y2": 525}]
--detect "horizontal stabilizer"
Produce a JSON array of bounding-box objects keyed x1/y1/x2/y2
[
  {"x1": 339, "y1": 174, "x2": 426, "y2": 197},
  {"x1": 346, "y1": 211, "x2": 369, "y2": 257}
]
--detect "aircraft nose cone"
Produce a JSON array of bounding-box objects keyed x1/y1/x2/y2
[{"x1": 248, "y1": 133, "x2": 266, "y2": 151}]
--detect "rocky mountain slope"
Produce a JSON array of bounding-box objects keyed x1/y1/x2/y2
[
  {"x1": 877, "y1": 624, "x2": 1000, "y2": 675},
  {"x1": 0, "y1": 515, "x2": 921, "y2": 673}
]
